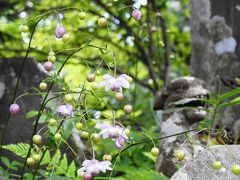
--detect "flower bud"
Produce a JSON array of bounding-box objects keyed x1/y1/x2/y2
[
  {"x1": 86, "y1": 73, "x2": 96, "y2": 82},
  {"x1": 98, "y1": 17, "x2": 107, "y2": 27},
  {"x1": 44, "y1": 61, "x2": 53, "y2": 71},
  {"x1": 124, "y1": 104, "x2": 132, "y2": 114},
  {"x1": 55, "y1": 24, "x2": 66, "y2": 38},
  {"x1": 9, "y1": 103, "x2": 20, "y2": 114},
  {"x1": 132, "y1": 9, "x2": 142, "y2": 21}
]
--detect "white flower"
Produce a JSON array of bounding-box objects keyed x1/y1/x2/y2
[
  {"x1": 78, "y1": 159, "x2": 112, "y2": 176},
  {"x1": 98, "y1": 74, "x2": 131, "y2": 92},
  {"x1": 133, "y1": 0, "x2": 147, "y2": 8},
  {"x1": 98, "y1": 124, "x2": 128, "y2": 140},
  {"x1": 57, "y1": 104, "x2": 74, "y2": 116}
]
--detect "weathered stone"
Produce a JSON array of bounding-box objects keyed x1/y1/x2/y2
[
  {"x1": 154, "y1": 77, "x2": 209, "y2": 177},
  {"x1": 190, "y1": 0, "x2": 240, "y2": 134},
  {"x1": 171, "y1": 145, "x2": 240, "y2": 180}
]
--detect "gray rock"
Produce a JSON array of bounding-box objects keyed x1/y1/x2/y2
[
  {"x1": 190, "y1": 0, "x2": 240, "y2": 134},
  {"x1": 154, "y1": 77, "x2": 209, "y2": 177},
  {"x1": 171, "y1": 145, "x2": 240, "y2": 180}
]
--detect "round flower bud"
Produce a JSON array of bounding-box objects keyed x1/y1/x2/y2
[
  {"x1": 39, "y1": 82, "x2": 47, "y2": 91},
  {"x1": 78, "y1": 12, "x2": 87, "y2": 20},
  {"x1": 212, "y1": 161, "x2": 221, "y2": 170},
  {"x1": 54, "y1": 133, "x2": 62, "y2": 141},
  {"x1": 83, "y1": 172, "x2": 92, "y2": 180},
  {"x1": 98, "y1": 17, "x2": 107, "y2": 27},
  {"x1": 132, "y1": 9, "x2": 142, "y2": 21},
  {"x1": 91, "y1": 83, "x2": 98, "y2": 90},
  {"x1": 21, "y1": 25, "x2": 29, "y2": 33},
  {"x1": 48, "y1": 55, "x2": 56, "y2": 63},
  {"x1": 124, "y1": 129, "x2": 130, "y2": 136},
  {"x1": 86, "y1": 73, "x2": 96, "y2": 82},
  {"x1": 81, "y1": 131, "x2": 89, "y2": 139},
  {"x1": 9, "y1": 103, "x2": 20, "y2": 114},
  {"x1": 65, "y1": 94, "x2": 73, "y2": 102},
  {"x1": 91, "y1": 133, "x2": 100, "y2": 142},
  {"x1": 151, "y1": 26, "x2": 157, "y2": 32},
  {"x1": 55, "y1": 24, "x2": 66, "y2": 38},
  {"x1": 48, "y1": 118, "x2": 57, "y2": 126},
  {"x1": 232, "y1": 164, "x2": 240, "y2": 175},
  {"x1": 88, "y1": 119, "x2": 96, "y2": 127},
  {"x1": 27, "y1": 158, "x2": 35, "y2": 166},
  {"x1": 32, "y1": 154, "x2": 41, "y2": 162},
  {"x1": 124, "y1": 104, "x2": 132, "y2": 114},
  {"x1": 44, "y1": 61, "x2": 53, "y2": 71},
  {"x1": 48, "y1": 51, "x2": 55, "y2": 56},
  {"x1": 33, "y1": 135, "x2": 42, "y2": 145},
  {"x1": 174, "y1": 149, "x2": 185, "y2": 161},
  {"x1": 103, "y1": 154, "x2": 112, "y2": 161},
  {"x1": 151, "y1": 147, "x2": 159, "y2": 157},
  {"x1": 62, "y1": 33, "x2": 70, "y2": 43},
  {"x1": 115, "y1": 92, "x2": 124, "y2": 101},
  {"x1": 75, "y1": 122, "x2": 84, "y2": 130}
]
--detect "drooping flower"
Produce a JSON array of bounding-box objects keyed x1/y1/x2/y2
[
  {"x1": 78, "y1": 159, "x2": 112, "y2": 178},
  {"x1": 98, "y1": 124, "x2": 128, "y2": 140},
  {"x1": 43, "y1": 61, "x2": 53, "y2": 71},
  {"x1": 132, "y1": 9, "x2": 142, "y2": 21},
  {"x1": 115, "y1": 136, "x2": 126, "y2": 149},
  {"x1": 57, "y1": 104, "x2": 74, "y2": 116},
  {"x1": 98, "y1": 74, "x2": 131, "y2": 92},
  {"x1": 55, "y1": 24, "x2": 66, "y2": 38},
  {"x1": 9, "y1": 103, "x2": 20, "y2": 114}
]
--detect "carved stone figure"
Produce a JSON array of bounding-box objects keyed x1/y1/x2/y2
[{"x1": 154, "y1": 77, "x2": 209, "y2": 177}]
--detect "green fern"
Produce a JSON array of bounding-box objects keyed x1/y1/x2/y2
[
  {"x1": 2, "y1": 143, "x2": 29, "y2": 158},
  {"x1": 42, "y1": 149, "x2": 76, "y2": 178}
]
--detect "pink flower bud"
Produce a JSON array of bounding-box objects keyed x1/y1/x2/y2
[
  {"x1": 132, "y1": 9, "x2": 142, "y2": 21},
  {"x1": 9, "y1": 103, "x2": 20, "y2": 114},
  {"x1": 83, "y1": 172, "x2": 92, "y2": 180},
  {"x1": 115, "y1": 136, "x2": 126, "y2": 149},
  {"x1": 44, "y1": 61, "x2": 53, "y2": 71},
  {"x1": 55, "y1": 24, "x2": 66, "y2": 38}
]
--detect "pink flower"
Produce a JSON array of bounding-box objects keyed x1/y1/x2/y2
[
  {"x1": 9, "y1": 103, "x2": 20, "y2": 114},
  {"x1": 57, "y1": 104, "x2": 74, "y2": 116},
  {"x1": 99, "y1": 124, "x2": 128, "y2": 140},
  {"x1": 55, "y1": 24, "x2": 66, "y2": 38},
  {"x1": 115, "y1": 136, "x2": 126, "y2": 149},
  {"x1": 78, "y1": 159, "x2": 112, "y2": 177},
  {"x1": 44, "y1": 61, "x2": 53, "y2": 71},
  {"x1": 98, "y1": 74, "x2": 131, "y2": 92},
  {"x1": 132, "y1": 9, "x2": 142, "y2": 21}
]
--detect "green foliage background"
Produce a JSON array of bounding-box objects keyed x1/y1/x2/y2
[{"x1": 0, "y1": 0, "x2": 191, "y2": 179}]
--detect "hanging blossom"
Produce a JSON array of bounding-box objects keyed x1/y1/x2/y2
[
  {"x1": 78, "y1": 159, "x2": 112, "y2": 179},
  {"x1": 99, "y1": 124, "x2": 128, "y2": 149},
  {"x1": 57, "y1": 104, "x2": 74, "y2": 116},
  {"x1": 98, "y1": 74, "x2": 131, "y2": 92},
  {"x1": 55, "y1": 24, "x2": 66, "y2": 38}
]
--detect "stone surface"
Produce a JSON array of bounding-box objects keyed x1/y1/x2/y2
[
  {"x1": 154, "y1": 77, "x2": 209, "y2": 177},
  {"x1": 190, "y1": 0, "x2": 240, "y2": 134},
  {"x1": 0, "y1": 58, "x2": 46, "y2": 161},
  {"x1": 171, "y1": 145, "x2": 240, "y2": 180}
]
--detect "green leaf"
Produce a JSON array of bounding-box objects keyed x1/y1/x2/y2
[
  {"x1": 41, "y1": 150, "x2": 51, "y2": 165},
  {"x1": 2, "y1": 143, "x2": 29, "y2": 157},
  {"x1": 26, "y1": 111, "x2": 39, "y2": 119},
  {"x1": 51, "y1": 150, "x2": 61, "y2": 165},
  {"x1": 1, "y1": 157, "x2": 11, "y2": 168},
  {"x1": 66, "y1": 161, "x2": 76, "y2": 178},
  {"x1": 219, "y1": 88, "x2": 240, "y2": 101}
]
